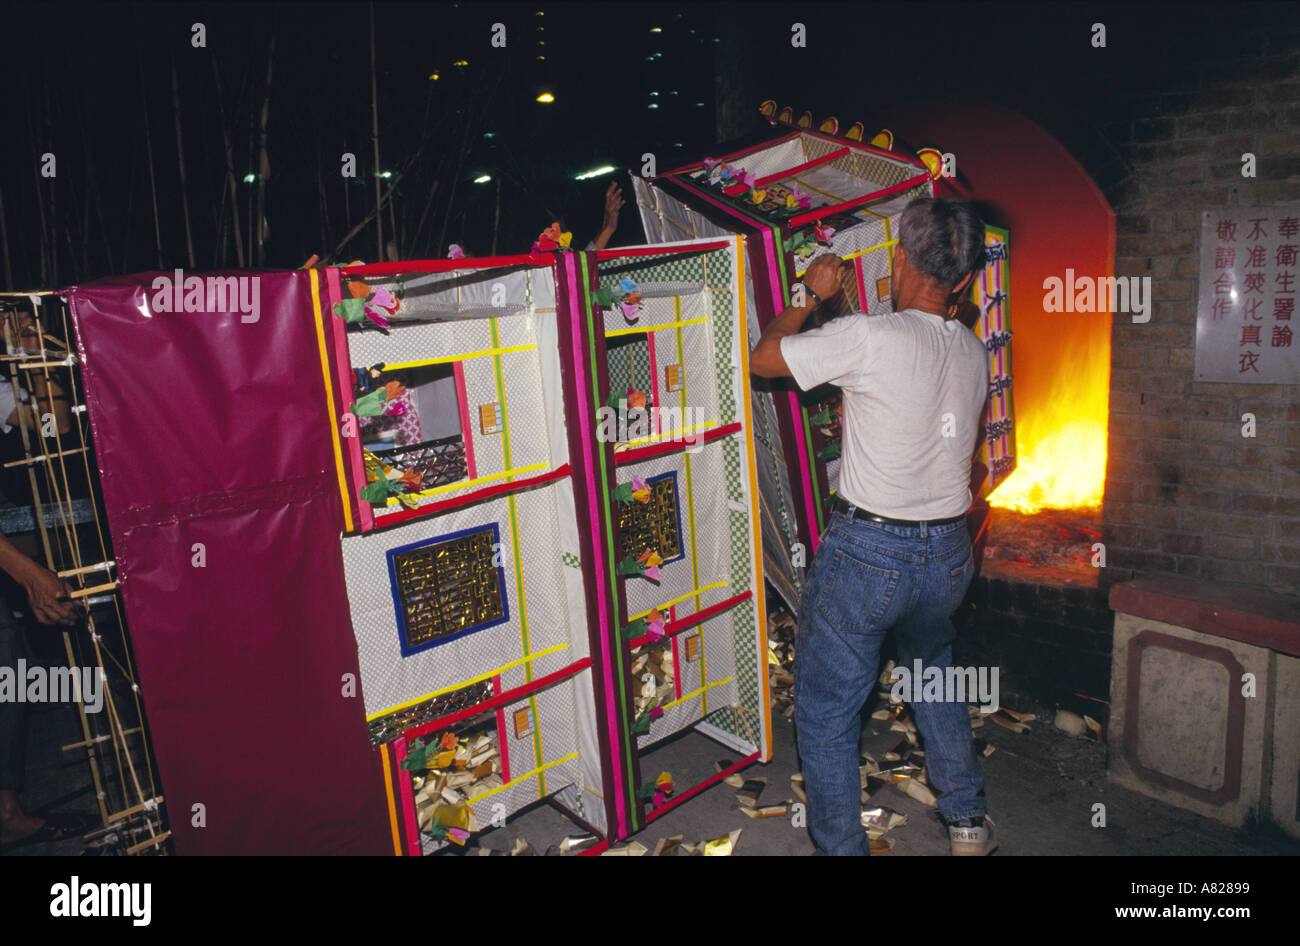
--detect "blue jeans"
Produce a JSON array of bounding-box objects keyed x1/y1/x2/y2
[{"x1": 794, "y1": 506, "x2": 985, "y2": 855}]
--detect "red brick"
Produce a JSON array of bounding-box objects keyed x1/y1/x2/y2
[
  {"x1": 1200, "y1": 558, "x2": 1268, "y2": 584},
  {"x1": 1186, "y1": 419, "x2": 1251, "y2": 442},
  {"x1": 1228, "y1": 109, "x2": 1281, "y2": 133},
  {"x1": 1115, "y1": 256, "x2": 1151, "y2": 278},
  {"x1": 1203, "y1": 534, "x2": 1259, "y2": 560},
  {"x1": 1189, "y1": 510, "x2": 1274, "y2": 538},
  {"x1": 1183, "y1": 466, "x2": 1276, "y2": 492},
  {"x1": 1261, "y1": 131, "x2": 1300, "y2": 152},
  {"x1": 1267, "y1": 565, "x2": 1300, "y2": 591},
  {"x1": 1112, "y1": 346, "x2": 1144, "y2": 369}
]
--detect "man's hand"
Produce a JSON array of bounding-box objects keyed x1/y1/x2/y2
[
  {"x1": 590, "y1": 182, "x2": 626, "y2": 250},
  {"x1": 800, "y1": 254, "x2": 850, "y2": 303},
  {"x1": 19, "y1": 562, "x2": 79, "y2": 626},
  {"x1": 601, "y1": 182, "x2": 625, "y2": 231}
]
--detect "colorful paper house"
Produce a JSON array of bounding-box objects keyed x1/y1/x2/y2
[
  {"x1": 67, "y1": 237, "x2": 770, "y2": 853},
  {"x1": 632, "y1": 106, "x2": 1017, "y2": 598}
]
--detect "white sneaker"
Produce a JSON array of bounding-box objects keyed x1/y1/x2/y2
[{"x1": 949, "y1": 815, "x2": 998, "y2": 856}]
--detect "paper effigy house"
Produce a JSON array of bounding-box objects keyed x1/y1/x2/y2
[
  {"x1": 68, "y1": 236, "x2": 770, "y2": 853},
  {"x1": 632, "y1": 105, "x2": 1017, "y2": 603}
]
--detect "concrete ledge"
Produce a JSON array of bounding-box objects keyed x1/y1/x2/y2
[
  {"x1": 1108, "y1": 613, "x2": 1268, "y2": 828},
  {"x1": 1109, "y1": 577, "x2": 1300, "y2": 657}
]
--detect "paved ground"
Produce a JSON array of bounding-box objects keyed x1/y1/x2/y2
[
  {"x1": 453, "y1": 702, "x2": 1300, "y2": 857},
  {"x1": 6, "y1": 669, "x2": 1298, "y2": 857}
]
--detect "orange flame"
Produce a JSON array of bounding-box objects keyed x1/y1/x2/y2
[{"x1": 988, "y1": 333, "x2": 1110, "y2": 514}]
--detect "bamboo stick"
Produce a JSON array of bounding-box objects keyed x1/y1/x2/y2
[
  {"x1": 255, "y1": 36, "x2": 275, "y2": 267},
  {"x1": 169, "y1": 55, "x2": 196, "y2": 269},
  {"x1": 57, "y1": 560, "x2": 115, "y2": 579},
  {"x1": 138, "y1": 54, "x2": 164, "y2": 269},
  {"x1": 126, "y1": 832, "x2": 171, "y2": 855},
  {"x1": 66, "y1": 580, "x2": 117, "y2": 600},
  {"x1": 2, "y1": 445, "x2": 86, "y2": 467}
]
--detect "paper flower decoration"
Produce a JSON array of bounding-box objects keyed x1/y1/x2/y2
[
  {"x1": 646, "y1": 607, "x2": 666, "y2": 640},
  {"x1": 703, "y1": 157, "x2": 721, "y2": 169},
  {"x1": 749, "y1": 188, "x2": 767, "y2": 205},
  {"x1": 638, "y1": 548, "x2": 663, "y2": 581},
  {"x1": 814, "y1": 221, "x2": 836, "y2": 244},
  {"x1": 631, "y1": 475, "x2": 650, "y2": 503},
  {"x1": 738, "y1": 170, "x2": 756, "y2": 188},
  {"x1": 626, "y1": 389, "x2": 647, "y2": 411},
  {"x1": 352, "y1": 387, "x2": 390, "y2": 417},
  {"x1": 532, "y1": 222, "x2": 573, "y2": 253},
  {"x1": 334, "y1": 284, "x2": 399, "y2": 330},
  {"x1": 447, "y1": 244, "x2": 466, "y2": 259},
  {"x1": 789, "y1": 186, "x2": 812, "y2": 209}
]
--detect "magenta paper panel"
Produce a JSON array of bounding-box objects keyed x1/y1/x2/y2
[{"x1": 68, "y1": 270, "x2": 390, "y2": 855}]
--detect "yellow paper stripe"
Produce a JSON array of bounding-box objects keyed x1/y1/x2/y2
[
  {"x1": 662, "y1": 676, "x2": 732, "y2": 710},
  {"x1": 794, "y1": 238, "x2": 899, "y2": 278},
  {"x1": 467, "y1": 752, "x2": 579, "y2": 803},
  {"x1": 628, "y1": 580, "x2": 728, "y2": 622},
  {"x1": 383, "y1": 343, "x2": 535, "y2": 371},
  {"x1": 380, "y1": 747, "x2": 403, "y2": 856},
  {"x1": 606, "y1": 316, "x2": 707, "y2": 338},
  {"x1": 383, "y1": 462, "x2": 549, "y2": 504},
  {"x1": 622, "y1": 418, "x2": 718, "y2": 449},
  {"x1": 308, "y1": 270, "x2": 354, "y2": 532},
  {"x1": 365, "y1": 643, "x2": 568, "y2": 720}
]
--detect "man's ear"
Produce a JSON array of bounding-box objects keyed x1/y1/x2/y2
[{"x1": 952, "y1": 270, "x2": 976, "y2": 298}]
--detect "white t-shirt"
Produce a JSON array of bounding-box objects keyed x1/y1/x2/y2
[{"x1": 779, "y1": 309, "x2": 989, "y2": 520}]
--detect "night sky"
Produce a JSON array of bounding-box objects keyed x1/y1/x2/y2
[{"x1": 0, "y1": 2, "x2": 1263, "y2": 286}]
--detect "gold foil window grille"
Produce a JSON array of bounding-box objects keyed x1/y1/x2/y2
[
  {"x1": 390, "y1": 526, "x2": 507, "y2": 654},
  {"x1": 617, "y1": 474, "x2": 682, "y2": 564},
  {"x1": 366, "y1": 679, "x2": 494, "y2": 746}
]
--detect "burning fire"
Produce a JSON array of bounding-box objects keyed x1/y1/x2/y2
[{"x1": 987, "y1": 334, "x2": 1110, "y2": 513}]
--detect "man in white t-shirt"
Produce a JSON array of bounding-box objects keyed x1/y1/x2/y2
[{"x1": 751, "y1": 197, "x2": 995, "y2": 856}]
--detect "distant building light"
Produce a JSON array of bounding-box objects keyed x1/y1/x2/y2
[
  {"x1": 650, "y1": 91, "x2": 659, "y2": 96},
  {"x1": 242, "y1": 173, "x2": 256, "y2": 183},
  {"x1": 574, "y1": 165, "x2": 616, "y2": 181},
  {"x1": 536, "y1": 55, "x2": 545, "y2": 60},
  {"x1": 428, "y1": 71, "x2": 440, "y2": 81},
  {"x1": 650, "y1": 26, "x2": 662, "y2": 32},
  {"x1": 378, "y1": 171, "x2": 394, "y2": 179},
  {"x1": 453, "y1": 59, "x2": 469, "y2": 67},
  {"x1": 695, "y1": 102, "x2": 705, "y2": 107},
  {"x1": 648, "y1": 103, "x2": 659, "y2": 110},
  {"x1": 473, "y1": 174, "x2": 492, "y2": 184},
  {"x1": 536, "y1": 92, "x2": 555, "y2": 103},
  {"x1": 483, "y1": 132, "x2": 496, "y2": 138}
]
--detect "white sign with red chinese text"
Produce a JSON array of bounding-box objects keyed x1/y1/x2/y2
[{"x1": 1195, "y1": 204, "x2": 1299, "y2": 383}]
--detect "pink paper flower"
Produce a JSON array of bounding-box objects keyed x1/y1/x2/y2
[{"x1": 448, "y1": 244, "x2": 466, "y2": 259}]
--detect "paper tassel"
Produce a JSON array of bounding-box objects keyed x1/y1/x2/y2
[{"x1": 352, "y1": 388, "x2": 388, "y2": 417}]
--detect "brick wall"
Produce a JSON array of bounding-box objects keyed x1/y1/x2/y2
[{"x1": 1047, "y1": 17, "x2": 1300, "y2": 599}]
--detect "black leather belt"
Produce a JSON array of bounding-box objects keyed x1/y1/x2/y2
[{"x1": 831, "y1": 495, "x2": 966, "y2": 528}]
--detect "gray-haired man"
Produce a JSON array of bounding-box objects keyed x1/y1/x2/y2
[{"x1": 751, "y1": 197, "x2": 995, "y2": 856}]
